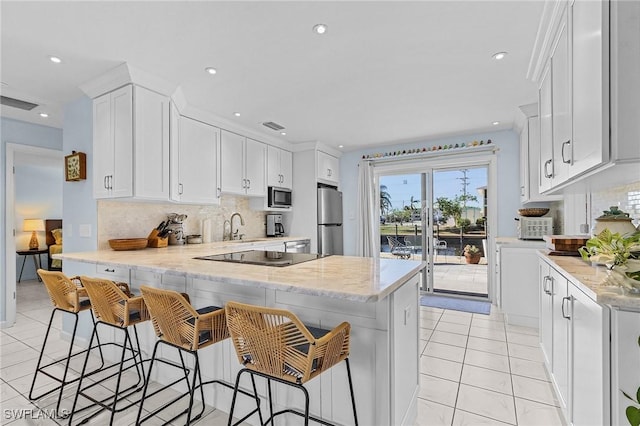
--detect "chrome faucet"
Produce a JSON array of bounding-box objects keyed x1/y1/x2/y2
[{"x1": 230, "y1": 212, "x2": 245, "y2": 240}]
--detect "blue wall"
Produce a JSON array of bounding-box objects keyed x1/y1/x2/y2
[
  {"x1": 62, "y1": 96, "x2": 97, "y2": 254},
  {"x1": 1, "y1": 117, "x2": 63, "y2": 321},
  {"x1": 339, "y1": 130, "x2": 520, "y2": 255}
]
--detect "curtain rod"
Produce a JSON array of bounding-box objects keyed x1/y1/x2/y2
[{"x1": 362, "y1": 144, "x2": 499, "y2": 164}]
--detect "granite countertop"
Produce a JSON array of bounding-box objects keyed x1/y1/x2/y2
[
  {"x1": 538, "y1": 252, "x2": 640, "y2": 310},
  {"x1": 56, "y1": 238, "x2": 426, "y2": 303}
]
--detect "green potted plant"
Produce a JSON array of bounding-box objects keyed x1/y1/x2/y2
[
  {"x1": 578, "y1": 229, "x2": 640, "y2": 292},
  {"x1": 463, "y1": 244, "x2": 481, "y2": 264}
]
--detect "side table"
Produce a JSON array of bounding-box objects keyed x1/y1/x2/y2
[{"x1": 16, "y1": 248, "x2": 48, "y2": 282}]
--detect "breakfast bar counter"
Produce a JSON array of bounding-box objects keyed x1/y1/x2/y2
[{"x1": 57, "y1": 242, "x2": 425, "y2": 426}]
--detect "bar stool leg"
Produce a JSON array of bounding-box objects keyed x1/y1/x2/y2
[
  {"x1": 68, "y1": 324, "x2": 99, "y2": 426},
  {"x1": 135, "y1": 339, "x2": 160, "y2": 426},
  {"x1": 345, "y1": 358, "x2": 358, "y2": 426}
]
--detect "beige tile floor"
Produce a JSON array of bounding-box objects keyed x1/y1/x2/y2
[{"x1": 2, "y1": 279, "x2": 565, "y2": 425}]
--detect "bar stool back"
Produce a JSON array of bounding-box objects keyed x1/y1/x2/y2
[
  {"x1": 29, "y1": 270, "x2": 104, "y2": 414},
  {"x1": 225, "y1": 301, "x2": 358, "y2": 426},
  {"x1": 68, "y1": 276, "x2": 150, "y2": 425},
  {"x1": 136, "y1": 286, "x2": 261, "y2": 425}
]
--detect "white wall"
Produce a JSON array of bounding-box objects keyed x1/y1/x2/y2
[
  {"x1": 339, "y1": 130, "x2": 520, "y2": 255},
  {"x1": 14, "y1": 162, "x2": 63, "y2": 280}
]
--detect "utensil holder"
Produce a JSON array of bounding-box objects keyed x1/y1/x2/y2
[{"x1": 147, "y1": 229, "x2": 168, "y2": 248}]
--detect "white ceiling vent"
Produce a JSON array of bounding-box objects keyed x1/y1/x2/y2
[
  {"x1": 1, "y1": 95, "x2": 38, "y2": 111},
  {"x1": 262, "y1": 121, "x2": 285, "y2": 131}
]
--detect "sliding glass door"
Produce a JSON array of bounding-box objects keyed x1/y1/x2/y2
[{"x1": 378, "y1": 163, "x2": 489, "y2": 298}]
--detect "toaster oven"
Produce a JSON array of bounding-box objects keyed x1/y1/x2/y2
[{"x1": 517, "y1": 217, "x2": 553, "y2": 240}]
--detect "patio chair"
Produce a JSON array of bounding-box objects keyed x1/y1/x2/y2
[
  {"x1": 434, "y1": 239, "x2": 449, "y2": 262},
  {"x1": 387, "y1": 236, "x2": 413, "y2": 259}
]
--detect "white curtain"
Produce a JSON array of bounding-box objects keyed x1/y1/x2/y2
[{"x1": 356, "y1": 160, "x2": 376, "y2": 257}]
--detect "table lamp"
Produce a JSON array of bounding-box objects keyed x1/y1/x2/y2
[{"x1": 23, "y1": 219, "x2": 45, "y2": 250}]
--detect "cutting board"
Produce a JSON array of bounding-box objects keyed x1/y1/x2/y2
[{"x1": 542, "y1": 235, "x2": 590, "y2": 252}]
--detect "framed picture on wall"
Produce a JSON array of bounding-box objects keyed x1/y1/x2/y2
[{"x1": 64, "y1": 151, "x2": 86, "y2": 181}]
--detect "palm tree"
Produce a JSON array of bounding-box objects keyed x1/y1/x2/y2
[{"x1": 380, "y1": 185, "x2": 392, "y2": 216}]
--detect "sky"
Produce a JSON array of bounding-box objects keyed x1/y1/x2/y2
[{"x1": 380, "y1": 167, "x2": 487, "y2": 211}]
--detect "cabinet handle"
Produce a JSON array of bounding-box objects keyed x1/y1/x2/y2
[
  {"x1": 561, "y1": 140, "x2": 571, "y2": 164},
  {"x1": 279, "y1": 174, "x2": 283, "y2": 183},
  {"x1": 104, "y1": 176, "x2": 108, "y2": 190},
  {"x1": 561, "y1": 296, "x2": 571, "y2": 320},
  {"x1": 520, "y1": 186, "x2": 525, "y2": 197},
  {"x1": 108, "y1": 175, "x2": 113, "y2": 190},
  {"x1": 104, "y1": 268, "x2": 115, "y2": 273},
  {"x1": 178, "y1": 183, "x2": 183, "y2": 195},
  {"x1": 543, "y1": 159, "x2": 553, "y2": 178},
  {"x1": 246, "y1": 179, "x2": 250, "y2": 188},
  {"x1": 542, "y1": 276, "x2": 552, "y2": 295},
  {"x1": 327, "y1": 168, "x2": 332, "y2": 177},
  {"x1": 217, "y1": 187, "x2": 221, "y2": 198}
]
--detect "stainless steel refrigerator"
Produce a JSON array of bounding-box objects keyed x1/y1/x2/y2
[{"x1": 317, "y1": 186, "x2": 343, "y2": 255}]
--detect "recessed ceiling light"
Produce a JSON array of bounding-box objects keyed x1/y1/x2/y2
[
  {"x1": 39, "y1": 113, "x2": 49, "y2": 118},
  {"x1": 338, "y1": 145, "x2": 344, "y2": 149},
  {"x1": 313, "y1": 24, "x2": 328, "y2": 35},
  {"x1": 233, "y1": 112, "x2": 241, "y2": 117},
  {"x1": 492, "y1": 121, "x2": 500, "y2": 126},
  {"x1": 205, "y1": 67, "x2": 217, "y2": 75},
  {"x1": 492, "y1": 52, "x2": 507, "y2": 60},
  {"x1": 49, "y1": 56, "x2": 62, "y2": 64},
  {"x1": 280, "y1": 132, "x2": 287, "y2": 136}
]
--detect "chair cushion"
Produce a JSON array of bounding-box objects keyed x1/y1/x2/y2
[{"x1": 79, "y1": 298, "x2": 91, "y2": 308}]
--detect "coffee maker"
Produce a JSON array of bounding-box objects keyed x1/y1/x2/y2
[{"x1": 266, "y1": 214, "x2": 285, "y2": 237}]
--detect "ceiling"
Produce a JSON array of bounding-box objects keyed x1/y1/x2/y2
[{"x1": 1, "y1": 1, "x2": 544, "y2": 151}]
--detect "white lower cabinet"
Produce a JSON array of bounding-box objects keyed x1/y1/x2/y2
[
  {"x1": 539, "y1": 257, "x2": 610, "y2": 425},
  {"x1": 612, "y1": 309, "x2": 640, "y2": 426},
  {"x1": 499, "y1": 244, "x2": 544, "y2": 327}
]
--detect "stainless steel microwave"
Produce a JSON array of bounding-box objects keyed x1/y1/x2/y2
[{"x1": 268, "y1": 186, "x2": 292, "y2": 208}]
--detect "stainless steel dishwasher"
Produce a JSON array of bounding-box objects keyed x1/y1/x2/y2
[{"x1": 284, "y1": 239, "x2": 311, "y2": 253}]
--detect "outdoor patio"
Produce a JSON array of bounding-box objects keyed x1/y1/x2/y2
[{"x1": 380, "y1": 251, "x2": 488, "y2": 296}]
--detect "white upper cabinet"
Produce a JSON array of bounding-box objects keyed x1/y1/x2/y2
[
  {"x1": 532, "y1": 0, "x2": 639, "y2": 192},
  {"x1": 267, "y1": 145, "x2": 293, "y2": 189},
  {"x1": 521, "y1": 115, "x2": 562, "y2": 203},
  {"x1": 171, "y1": 112, "x2": 220, "y2": 204},
  {"x1": 92, "y1": 85, "x2": 169, "y2": 200},
  {"x1": 220, "y1": 130, "x2": 266, "y2": 197},
  {"x1": 570, "y1": 0, "x2": 609, "y2": 175},
  {"x1": 317, "y1": 151, "x2": 340, "y2": 185}
]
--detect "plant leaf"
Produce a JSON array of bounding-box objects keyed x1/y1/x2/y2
[
  {"x1": 624, "y1": 390, "x2": 636, "y2": 401},
  {"x1": 627, "y1": 406, "x2": 640, "y2": 426}
]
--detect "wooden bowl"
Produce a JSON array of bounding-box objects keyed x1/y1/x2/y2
[
  {"x1": 518, "y1": 208, "x2": 550, "y2": 217},
  {"x1": 108, "y1": 238, "x2": 148, "y2": 251}
]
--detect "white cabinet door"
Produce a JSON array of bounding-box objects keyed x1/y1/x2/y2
[
  {"x1": 245, "y1": 138, "x2": 266, "y2": 197},
  {"x1": 133, "y1": 86, "x2": 169, "y2": 200},
  {"x1": 267, "y1": 146, "x2": 293, "y2": 189},
  {"x1": 539, "y1": 260, "x2": 553, "y2": 368},
  {"x1": 539, "y1": 65, "x2": 554, "y2": 193},
  {"x1": 220, "y1": 130, "x2": 245, "y2": 195},
  {"x1": 551, "y1": 6, "x2": 572, "y2": 186},
  {"x1": 93, "y1": 92, "x2": 113, "y2": 198},
  {"x1": 317, "y1": 151, "x2": 339, "y2": 184},
  {"x1": 93, "y1": 85, "x2": 134, "y2": 199},
  {"x1": 570, "y1": 282, "x2": 609, "y2": 426},
  {"x1": 280, "y1": 149, "x2": 293, "y2": 189},
  {"x1": 612, "y1": 309, "x2": 640, "y2": 426},
  {"x1": 551, "y1": 267, "x2": 570, "y2": 416},
  {"x1": 519, "y1": 120, "x2": 529, "y2": 202},
  {"x1": 571, "y1": 0, "x2": 609, "y2": 176},
  {"x1": 175, "y1": 116, "x2": 219, "y2": 204}
]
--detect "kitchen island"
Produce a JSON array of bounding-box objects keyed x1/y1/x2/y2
[{"x1": 57, "y1": 240, "x2": 425, "y2": 426}]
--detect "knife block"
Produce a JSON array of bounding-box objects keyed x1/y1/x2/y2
[{"x1": 147, "y1": 229, "x2": 168, "y2": 248}]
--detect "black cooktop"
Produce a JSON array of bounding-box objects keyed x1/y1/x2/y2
[{"x1": 194, "y1": 250, "x2": 326, "y2": 267}]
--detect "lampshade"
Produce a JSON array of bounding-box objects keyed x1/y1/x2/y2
[{"x1": 23, "y1": 219, "x2": 45, "y2": 232}]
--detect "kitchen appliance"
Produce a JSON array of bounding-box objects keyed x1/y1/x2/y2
[
  {"x1": 194, "y1": 250, "x2": 326, "y2": 267},
  {"x1": 267, "y1": 186, "x2": 292, "y2": 209},
  {"x1": 317, "y1": 186, "x2": 343, "y2": 255},
  {"x1": 516, "y1": 216, "x2": 553, "y2": 240},
  {"x1": 266, "y1": 214, "x2": 285, "y2": 237},
  {"x1": 285, "y1": 239, "x2": 311, "y2": 253}
]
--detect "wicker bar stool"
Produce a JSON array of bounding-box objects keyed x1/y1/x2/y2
[
  {"x1": 225, "y1": 301, "x2": 358, "y2": 426},
  {"x1": 68, "y1": 276, "x2": 150, "y2": 426},
  {"x1": 29, "y1": 270, "x2": 104, "y2": 414},
  {"x1": 135, "y1": 286, "x2": 262, "y2": 426}
]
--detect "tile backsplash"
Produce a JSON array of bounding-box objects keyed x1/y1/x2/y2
[
  {"x1": 590, "y1": 181, "x2": 640, "y2": 229},
  {"x1": 97, "y1": 196, "x2": 268, "y2": 250}
]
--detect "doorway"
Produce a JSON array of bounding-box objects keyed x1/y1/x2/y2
[{"x1": 378, "y1": 160, "x2": 493, "y2": 300}]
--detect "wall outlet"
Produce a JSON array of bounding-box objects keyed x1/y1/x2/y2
[
  {"x1": 579, "y1": 223, "x2": 590, "y2": 234},
  {"x1": 79, "y1": 224, "x2": 92, "y2": 237}
]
